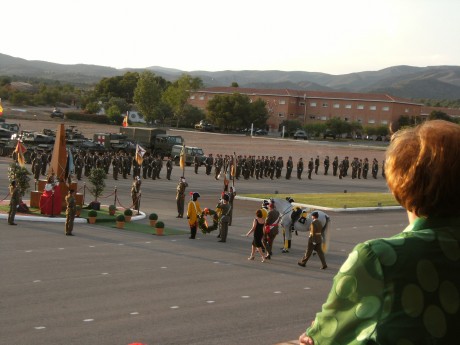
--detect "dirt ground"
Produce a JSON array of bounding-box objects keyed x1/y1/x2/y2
[{"x1": 2, "y1": 106, "x2": 387, "y2": 162}]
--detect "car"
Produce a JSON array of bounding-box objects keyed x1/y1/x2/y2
[
  {"x1": 0, "y1": 128, "x2": 13, "y2": 139},
  {"x1": 254, "y1": 129, "x2": 268, "y2": 136},
  {"x1": 293, "y1": 130, "x2": 308, "y2": 140},
  {"x1": 194, "y1": 120, "x2": 214, "y2": 131},
  {"x1": 50, "y1": 109, "x2": 64, "y2": 119},
  {"x1": 323, "y1": 130, "x2": 337, "y2": 139}
]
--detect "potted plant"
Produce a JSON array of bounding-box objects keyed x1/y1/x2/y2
[
  {"x1": 88, "y1": 168, "x2": 106, "y2": 210},
  {"x1": 124, "y1": 208, "x2": 133, "y2": 222},
  {"x1": 116, "y1": 214, "x2": 125, "y2": 229},
  {"x1": 149, "y1": 213, "x2": 158, "y2": 226},
  {"x1": 76, "y1": 205, "x2": 81, "y2": 217},
  {"x1": 108, "y1": 204, "x2": 117, "y2": 216},
  {"x1": 88, "y1": 209, "x2": 97, "y2": 224},
  {"x1": 155, "y1": 220, "x2": 165, "y2": 236}
]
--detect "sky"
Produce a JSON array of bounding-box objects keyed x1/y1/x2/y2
[{"x1": 2, "y1": 0, "x2": 459, "y2": 75}]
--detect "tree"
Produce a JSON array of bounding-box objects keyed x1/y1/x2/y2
[
  {"x1": 134, "y1": 71, "x2": 162, "y2": 123},
  {"x1": 231, "y1": 82, "x2": 239, "y2": 87},
  {"x1": 279, "y1": 119, "x2": 302, "y2": 134},
  {"x1": 180, "y1": 104, "x2": 206, "y2": 128},
  {"x1": 162, "y1": 74, "x2": 203, "y2": 127},
  {"x1": 8, "y1": 163, "x2": 31, "y2": 197},
  {"x1": 88, "y1": 168, "x2": 106, "y2": 202},
  {"x1": 429, "y1": 110, "x2": 453, "y2": 122},
  {"x1": 326, "y1": 117, "x2": 350, "y2": 137},
  {"x1": 248, "y1": 98, "x2": 269, "y2": 128}
]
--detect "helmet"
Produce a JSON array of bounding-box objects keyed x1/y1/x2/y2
[
  {"x1": 192, "y1": 192, "x2": 200, "y2": 199},
  {"x1": 222, "y1": 193, "x2": 230, "y2": 201}
]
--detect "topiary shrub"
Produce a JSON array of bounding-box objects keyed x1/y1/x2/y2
[
  {"x1": 149, "y1": 213, "x2": 158, "y2": 220},
  {"x1": 124, "y1": 209, "x2": 133, "y2": 216},
  {"x1": 155, "y1": 221, "x2": 165, "y2": 228},
  {"x1": 116, "y1": 214, "x2": 125, "y2": 222},
  {"x1": 88, "y1": 210, "x2": 98, "y2": 217}
]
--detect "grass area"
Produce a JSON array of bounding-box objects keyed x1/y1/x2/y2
[
  {"x1": 242, "y1": 192, "x2": 399, "y2": 208},
  {"x1": 96, "y1": 221, "x2": 188, "y2": 236}
]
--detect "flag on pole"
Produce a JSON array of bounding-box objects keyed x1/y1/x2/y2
[
  {"x1": 66, "y1": 148, "x2": 75, "y2": 177},
  {"x1": 122, "y1": 112, "x2": 129, "y2": 127},
  {"x1": 0, "y1": 101, "x2": 3, "y2": 116},
  {"x1": 15, "y1": 141, "x2": 27, "y2": 167},
  {"x1": 179, "y1": 144, "x2": 186, "y2": 169},
  {"x1": 135, "y1": 144, "x2": 146, "y2": 165}
]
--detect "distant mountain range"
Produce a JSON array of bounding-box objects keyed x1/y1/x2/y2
[{"x1": 1, "y1": 53, "x2": 460, "y2": 100}]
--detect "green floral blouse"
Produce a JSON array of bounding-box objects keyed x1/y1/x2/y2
[{"x1": 306, "y1": 216, "x2": 460, "y2": 344}]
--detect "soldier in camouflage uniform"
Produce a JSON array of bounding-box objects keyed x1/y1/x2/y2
[
  {"x1": 8, "y1": 180, "x2": 20, "y2": 225},
  {"x1": 65, "y1": 189, "x2": 76, "y2": 236}
]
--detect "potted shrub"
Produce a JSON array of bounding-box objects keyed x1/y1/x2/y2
[
  {"x1": 149, "y1": 213, "x2": 158, "y2": 226},
  {"x1": 124, "y1": 208, "x2": 133, "y2": 222},
  {"x1": 109, "y1": 204, "x2": 117, "y2": 216},
  {"x1": 116, "y1": 214, "x2": 125, "y2": 229},
  {"x1": 88, "y1": 168, "x2": 106, "y2": 210},
  {"x1": 88, "y1": 209, "x2": 97, "y2": 224},
  {"x1": 155, "y1": 220, "x2": 165, "y2": 236}
]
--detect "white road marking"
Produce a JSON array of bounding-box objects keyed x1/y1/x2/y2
[
  {"x1": 304, "y1": 287, "x2": 311, "y2": 290},
  {"x1": 241, "y1": 296, "x2": 250, "y2": 299},
  {"x1": 59, "y1": 248, "x2": 65, "y2": 250},
  {"x1": 274, "y1": 291, "x2": 282, "y2": 294},
  {"x1": 83, "y1": 319, "x2": 94, "y2": 322},
  {"x1": 25, "y1": 250, "x2": 32, "y2": 253},
  {"x1": 206, "y1": 301, "x2": 215, "y2": 304},
  {"x1": 118, "y1": 243, "x2": 124, "y2": 246},
  {"x1": 89, "y1": 245, "x2": 95, "y2": 248},
  {"x1": 213, "y1": 261, "x2": 220, "y2": 264},
  {"x1": 34, "y1": 326, "x2": 46, "y2": 330},
  {"x1": 170, "y1": 306, "x2": 179, "y2": 309},
  {"x1": 145, "y1": 242, "x2": 151, "y2": 244},
  {"x1": 33, "y1": 280, "x2": 41, "y2": 283},
  {"x1": 101, "y1": 273, "x2": 109, "y2": 275},
  {"x1": 130, "y1": 312, "x2": 139, "y2": 315},
  {"x1": 161, "y1": 267, "x2": 167, "y2": 269}
]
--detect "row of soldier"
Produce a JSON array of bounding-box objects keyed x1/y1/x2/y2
[
  {"x1": 29, "y1": 149, "x2": 385, "y2": 183},
  {"x1": 199, "y1": 154, "x2": 385, "y2": 181}
]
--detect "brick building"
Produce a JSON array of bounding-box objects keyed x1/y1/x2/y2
[{"x1": 188, "y1": 87, "x2": 424, "y2": 131}]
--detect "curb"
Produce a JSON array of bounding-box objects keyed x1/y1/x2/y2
[
  {"x1": 0, "y1": 210, "x2": 146, "y2": 223},
  {"x1": 235, "y1": 196, "x2": 403, "y2": 213}
]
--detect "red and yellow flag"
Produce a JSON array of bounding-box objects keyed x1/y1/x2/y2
[
  {"x1": 15, "y1": 141, "x2": 27, "y2": 167},
  {"x1": 0, "y1": 99, "x2": 3, "y2": 116},
  {"x1": 122, "y1": 112, "x2": 128, "y2": 127}
]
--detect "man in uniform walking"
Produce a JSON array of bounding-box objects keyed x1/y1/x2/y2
[
  {"x1": 216, "y1": 193, "x2": 232, "y2": 242},
  {"x1": 297, "y1": 212, "x2": 327, "y2": 269},
  {"x1": 166, "y1": 156, "x2": 173, "y2": 180}
]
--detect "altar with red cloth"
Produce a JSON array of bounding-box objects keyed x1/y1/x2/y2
[{"x1": 39, "y1": 184, "x2": 62, "y2": 216}]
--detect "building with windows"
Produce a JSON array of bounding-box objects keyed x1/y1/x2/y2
[{"x1": 188, "y1": 87, "x2": 425, "y2": 131}]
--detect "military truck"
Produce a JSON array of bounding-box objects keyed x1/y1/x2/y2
[
  {"x1": 119, "y1": 127, "x2": 184, "y2": 158},
  {"x1": 170, "y1": 145, "x2": 206, "y2": 166},
  {"x1": 93, "y1": 132, "x2": 136, "y2": 153}
]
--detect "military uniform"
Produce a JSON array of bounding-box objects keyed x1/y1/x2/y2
[
  {"x1": 323, "y1": 156, "x2": 330, "y2": 175},
  {"x1": 176, "y1": 178, "x2": 188, "y2": 218},
  {"x1": 131, "y1": 179, "x2": 141, "y2": 210},
  {"x1": 8, "y1": 182, "x2": 20, "y2": 225},
  {"x1": 363, "y1": 158, "x2": 369, "y2": 179},
  {"x1": 298, "y1": 215, "x2": 327, "y2": 268},
  {"x1": 216, "y1": 196, "x2": 231, "y2": 242},
  {"x1": 194, "y1": 155, "x2": 200, "y2": 174},
  {"x1": 314, "y1": 156, "x2": 320, "y2": 174},
  {"x1": 65, "y1": 191, "x2": 76, "y2": 236},
  {"x1": 285, "y1": 156, "x2": 293, "y2": 179},
  {"x1": 297, "y1": 158, "x2": 304, "y2": 179},
  {"x1": 332, "y1": 156, "x2": 339, "y2": 176},
  {"x1": 307, "y1": 158, "x2": 314, "y2": 179},
  {"x1": 166, "y1": 158, "x2": 173, "y2": 180}
]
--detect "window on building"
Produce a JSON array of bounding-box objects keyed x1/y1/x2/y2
[
  {"x1": 310, "y1": 115, "x2": 316, "y2": 119},
  {"x1": 358, "y1": 119, "x2": 362, "y2": 123},
  {"x1": 405, "y1": 108, "x2": 409, "y2": 113},
  {"x1": 322, "y1": 102, "x2": 328, "y2": 108},
  {"x1": 382, "y1": 106, "x2": 390, "y2": 111},
  {"x1": 357, "y1": 104, "x2": 364, "y2": 110},
  {"x1": 278, "y1": 113, "x2": 285, "y2": 117},
  {"x1": 369, "y1": 105, "x2": 377, "y2": 111},
  {"x1": 381, "y1": 120, "x2": 388, "y2": 125},
  {"x1": 344, "y1": 117, "x2": 349, "y2": 121},
  {"x1": 368, "y1": 119, "x2": 375, "y2": 124},
  {"x1": 199, "y1": 96, "x2": 205, "y2": 100},
  {"x1": 345, "y1": 104, "x2": 352, "y2": 109},
  {"x1": 190, "y1": 95, "x2": 195, "y2": 100},
  {"x1": 299, "y1": 101, "x2": 305, "y2": 106},
  {"x1": 333, "y1": 103, "x2": 340, "y2": 109},
  {"x1": 320, "y1": 116, "x2": 327, "y2": 121},
  {"x1": 279, "y1": 99, "x2": 286, "y2": 105},
  {"x1": 310, "y1": 102, "x2": 317, "y2": 107}
]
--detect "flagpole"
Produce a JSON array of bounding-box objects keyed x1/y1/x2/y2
[{"x1": 233, "y1": 151, "x2": 236, "y2": 188}]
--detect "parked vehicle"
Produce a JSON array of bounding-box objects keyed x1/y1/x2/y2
[
  {"x1": 194, "y1": 120, "x2": 214, "y2": 131},
  {"x1": 171, "y1": 145, "x2": 206, "y2": 166},
  {"x1": 50, "y1": 108, "x2": 64, "y2": 119},
  {"x1": 93, "y1": 132, "x2": 136, "y2": 153},
  {"x1": 254, "y1": 129, "x2": 268, "y2": 136},
  {"x1": 1, "y1": 123, "x2": 20, "y2": 133},
  {"x1": 0, "y1": 128, "x2": 13, "y2": 139},
  {"x1": 323, "y1": 130, "x2": 337, "y2": 139},
  {"x1": 126, "y1": 111, "x2": 146, "y2": 124},
  {"x1": 293, "y1": 130, "x2": 308, "y2": 140},
  {"x1": 120, "y1": 127, "x2": 184, "y2": 158}
]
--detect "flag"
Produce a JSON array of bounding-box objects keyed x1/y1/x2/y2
[
  {"x1": 122, "y1": 112, "x2": 128, "y2": 127},
  {"x1": 179, "y1": 144, "x2": 186, "y2": 169},
  {"x1": 66, "y1": 148, "x2": 75, "y2": 178},
  {"x1": 0, "y1": 102, "x2": 3, "y2": 116},
  {"x1": 135, "y1": 144, "x2": 146, "y2": 165},
  {"x1": 15, "y1": 141, "x2": 27, "y2": 167}
]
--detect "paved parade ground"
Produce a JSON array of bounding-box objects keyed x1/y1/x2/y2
[{"x1": 0, "y1": 118, "x2": 407, "y2": 344}]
